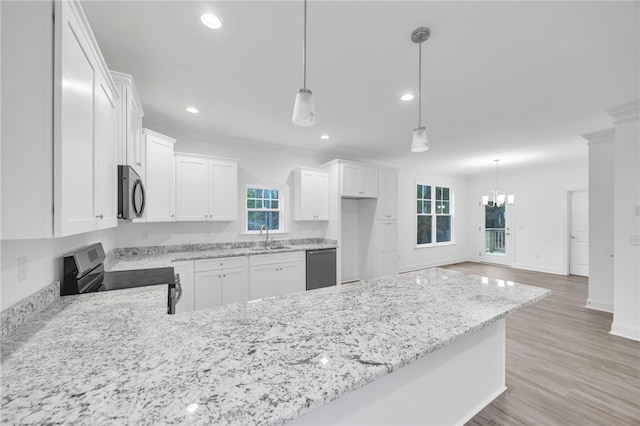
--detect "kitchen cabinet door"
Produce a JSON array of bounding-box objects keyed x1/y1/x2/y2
[
  {"x1": 377, "y1": 170, "x2": 397, "y2": 220},
  {"x1": 293, "y1": 168, "x2": 329, "y2": 221},
  {"x1": 195, "y1": 270, "x2": 222, "y2": 310},
  {"x1": 341, "y1": 164, "x2": 360, "y2": 197},
  {"x1": 144, "y1": 130, "x2": 176, "y2": 222},
  {"x1": 360, "y1": 166, "x2": 378, "y2": 198},
  {"x1": 56, "y1": 1, "x2": 97, "y2": 237},
  {"x1": 209, "y1": 160, "x2": 237, "y2": 221},
  {"x1": 174, "y1": 261, "x2": 195, "y2": 313},
  {"x1": 94, "y1": 74, "x2": 118, "y2": 230},
  {"x1": 377, "y1": 221, "x2": 398, "y2": 277},
  {"x1": 220, "y1": 267, "x2": 248, "y2": 305},
  {"x1": 278, "y1": 261, "x2": 305, "y2": 296},
  {"x1": 176, "y1": 156, "x2": 210, "y2": 221},
  {"x1": 249, "y1": 264, "x2": 279, "y2": 300}
]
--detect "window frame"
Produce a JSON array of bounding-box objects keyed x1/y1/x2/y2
[
  {"x1": 415, "y1": 181, "x2": 455, "y2": 248},
  {"x1": 244, "y1": 183, "x2": 287, "y2": 235}
]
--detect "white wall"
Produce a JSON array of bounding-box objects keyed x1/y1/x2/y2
[
  {"x1": 397, "y1": 170, "x2": 470, "y2": 272},
  {"x1": 468, "y1": 166, "x2": 588, "y2": 275},
  {"x1": 608, "y1": 102, "x2": 640, "y2": 341},
  {"x1": 585, "y1": 130, "x2": 615, "y2": 312}
]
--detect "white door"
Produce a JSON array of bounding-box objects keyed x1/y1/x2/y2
[
  {"x1": 209, "y1": 160, "x2": 237, "y2": 221},
  {"x1": 299, "y1": 170, "x2": 316, "y2": 220},
  {"x1": 145, "y1": 135, "x2": 175, "y2": 222},
  {"x1": 249, "y1": 265, "x2": 279, "y2": 300},
  {"x1": 176, "y1": 156, "x2": 209, "y2": 221},
  {"x1": 314, "y1": 172, "x2": 330, "y2": 220},
  {"x1": 94, "y1": 75, "x2": 117, "y2": 230},
  {"x1": 360, "y1": 167, "x2": 378, "y2": 197},
  {"x1": 220, "y1": 268, "x2": 248, "y2": 305},
  {"x1": 480, "y1": 202, "x2": 512, "y2": 266},
  {"x1": 57, "y1": 6, "x2": 96, "y2": 237},
  {"x1": 570, "y1": 190, "x2": 589, "y2": 276},
  {"x1": 278, "y1": 262, "x2": 305, "y2": 296},
  {"x1": 194, "y1": 270, "x2": 222, "y2": 310}
]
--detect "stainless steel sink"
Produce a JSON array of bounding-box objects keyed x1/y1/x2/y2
[{"x1": 249, "y1": 245, "x2": 291, "y2": 251}]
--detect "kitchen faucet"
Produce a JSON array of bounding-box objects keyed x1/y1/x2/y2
[{"x1": 259, "y1": 224, "x2": 270, "y2": 249}]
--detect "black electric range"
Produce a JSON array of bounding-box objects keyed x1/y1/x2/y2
[{"x1": 61, "y1": 243, "x2": 182, "y2": 314}]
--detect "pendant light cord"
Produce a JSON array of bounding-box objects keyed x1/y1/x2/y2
[
  {"x1": 303, "y1": 0, "x2": 307, "y2": 90},
  {"x1": 418, "y1": 41, "x2": 422, "y2": 127}
]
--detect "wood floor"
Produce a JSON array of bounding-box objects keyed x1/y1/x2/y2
[{"x1": 439, "y1": 262, "x2": 640, "y2": 426}]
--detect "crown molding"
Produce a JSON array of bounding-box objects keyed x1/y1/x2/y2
[
  {"x1": 581, "y1": 128, "x2": 614, "y2": 145},
  {"x1": 606, "y1": 101, "x2": 640, "y2": 124}
]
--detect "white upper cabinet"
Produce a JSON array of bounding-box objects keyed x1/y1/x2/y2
[
  {"x1": 340, "y1": 162, "x2": 378, "y2": 198},
  {"x1": 293, "y1": 168, "x2": 330, "y2": 221},
  {"x1": 144, "y1": 129, "x2": 176, "y2": 222},
  {"x1": 53, "y1": 0, "x2": 118, "y2": 237},
  {"x1": 111, "y1": 71, "x2": 144, "y2": 175},
  {"x1": 175, "y1": 154, "x2": 238, "y2": 222},
  {"x1": 377, "y1": 169, "x2": 398, "y2": 220}
]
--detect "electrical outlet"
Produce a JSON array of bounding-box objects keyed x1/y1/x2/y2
[{"x1": 18, "y1": 256, "x2": 28, "y2": 281}]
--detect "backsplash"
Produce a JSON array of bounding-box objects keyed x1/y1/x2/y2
[
  {"x1": 1, "y1": 282, "x2": 60, "y2": 337},
  {"x1": 108, "y1": 238, "x2": 337, "y2": 258}
]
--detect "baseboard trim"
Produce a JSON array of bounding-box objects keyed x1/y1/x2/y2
[
  {"x1": 585, "y1": 298, "x2": 613, "y2": 313},
  {"x1": 512, "y1": 263, "x2": 565, "y2": 276},
  {"x1": 610, "y1": 322, "x2": 640, "y2": 341}
]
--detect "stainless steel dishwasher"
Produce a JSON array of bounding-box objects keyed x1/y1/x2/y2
[{"x1": 306, "y1": 248, "x2": 337, "y2": 290}]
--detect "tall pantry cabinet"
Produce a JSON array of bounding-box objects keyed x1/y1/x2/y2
[
  {"x1": 1, "y1": 0, "x2": 119, "y2": 239},
  {"x1": 377, "y1": 169, "x2": 398, "y2": 277}
]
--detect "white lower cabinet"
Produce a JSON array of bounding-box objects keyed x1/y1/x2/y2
[
  {"x1": 194, "y1": 257, "x2": 249, "y2": 310},
  {"x1": 249, "y1": 252, "x2": 305, "y2": 299},
  {"x1": 377, "y1": 221, "x2": 398, "y2": 277},
  {"x1": 173, "y1": 260, "x2": 195, "y2": 314}
]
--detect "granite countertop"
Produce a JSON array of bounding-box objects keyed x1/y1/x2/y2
[
  {"x1": 0, "y1": 268, "x2": 550, "y2": 425},
  {"x1": 104, "y1": 240, "x2": 337, "y2": 272}
]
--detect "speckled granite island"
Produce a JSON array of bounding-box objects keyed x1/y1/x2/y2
[{"x1": 1, "y1": 268, "x2": 549, "y2": 425}]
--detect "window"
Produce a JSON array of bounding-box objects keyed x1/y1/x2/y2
[
  {"x1": 246, "y1": 185, "x2": 284, "y2": 233},
  {"x1": 416, "y1": 183, "x2": 453, "y2": 246}
]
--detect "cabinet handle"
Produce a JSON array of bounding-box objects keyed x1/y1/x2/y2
[
  {"x1": 223, "y1": 274, "x2": 226, "y2": 277},
  {"x1": 171, "y1": 214, "x2": 175, "y2": 218},
  {"x1": 96, "y1": 214, "x2": 103, "y2": 219},
  {"x1": 136, "y1": 162, "x2": 141, "y2": 166}
]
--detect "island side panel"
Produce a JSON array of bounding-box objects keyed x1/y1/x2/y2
[{"x1": 289, "y1": 319, "x2": 506, "y2": 426}]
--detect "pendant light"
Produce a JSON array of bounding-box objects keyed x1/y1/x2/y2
[
  {"x1": 292, "y1": 0, "x2": 315, "y2": 126},
  {"x1": 410, "y1": 27, "x2": 430, "y2": 152},
  {"x1": 482, "y1": 160, "x2": 515, "y2": 206}
]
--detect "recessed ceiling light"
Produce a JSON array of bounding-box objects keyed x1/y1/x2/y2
[
  {"x1": 401, "y1": 94, "x2": 414, "y2": 101},
  {"x1": 186, "y1": 107, "x2": 199, "y2": 114},
  {"x1": 201, "y1": 13, "x2": 222, "y2": 29},
  {"x1": 320, "y1": 134, "x2": 330, "y2": 140}
]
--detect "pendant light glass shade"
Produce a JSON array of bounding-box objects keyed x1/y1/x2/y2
[
  {"x1": 481, "y1": 160, "x2": 515, "y2": 207},
  {"x1": 411, "y1": 126, "x2": 428, "y2": 152},
  {"x1": 409, "y1": 27, "x2": 430, "y2": 152},
  {"x1": 292, "y1": 89, "x2": 315, "y2": 126}
]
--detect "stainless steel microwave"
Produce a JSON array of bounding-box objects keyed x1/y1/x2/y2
[{"x1": 118, "y1": 165, "x2": 145, "y2": 219}]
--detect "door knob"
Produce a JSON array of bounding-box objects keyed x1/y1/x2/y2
[{"x1": 96, "y1": 214, "x2": 103, "y2": 219}]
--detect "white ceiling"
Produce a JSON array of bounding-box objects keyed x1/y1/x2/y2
[{"x1": 82, "y1": 1, "x2": 639, "y2": 177}]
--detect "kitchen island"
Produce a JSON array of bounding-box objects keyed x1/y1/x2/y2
[{"x1": 0, "y1": 268, "x2": 549, "y2": 425}]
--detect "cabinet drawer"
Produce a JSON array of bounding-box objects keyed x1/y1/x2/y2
[
  {"x1": 249, "y1": 253, "x2": 280, "y2": 267},
  {"x1": 195, "y1": 256, "x2": 247, "y2": 272},
  {"x1": 279, "y1": 251, "x2": 304, "y2": 264},
  {"x1": 249, "y1": 251, "x2": 305, "y2": 266}
]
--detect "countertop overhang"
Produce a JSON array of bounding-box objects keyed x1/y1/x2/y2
[{"x1": 0, "y1": 268, "x2": 550, "y2": 425}]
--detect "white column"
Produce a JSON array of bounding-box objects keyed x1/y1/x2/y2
[
  {"x1": 607, "y1": 101, "x2": 640, "y2": 341},
  {"x1": 582, "y1": 129, "x2": 615, "y2": 313}
]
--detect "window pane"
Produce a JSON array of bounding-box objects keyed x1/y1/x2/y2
[
  {"x1": 248, "y1": 211, "x2": 280, "y2": 231},
  {"x1": 442, "y1": 187, "x2": 450, "y2": 200},
  {"x1": 417, "y1": 185, "x2": 422, "y2": 199},
  {"x1": 417, "y1": 216, "x2": 432, "y2": 245},
  {"x1": 435, "y1": 201, "x2": 449, "y2": 215},
  {"x1": 247, "y1": 199, "x2": 256, "y2": 208},
  {"x1": 436, "y1": 216, "x2": 451, "y2": 242},
  {"x1": 247, "y1": 188, "x2": 263, "y2": 198},
  {"x1": 424, "y1": 201, "x2": 431, "y2": 214},
  {"x1": 424, "y1": 185, "x2": 431, "y2": 199},
  {"x1": 436, "y1": 186, "x2": 442, "y2": 200},
  {"x1": 417, "y1": 200, "x2": 422, "y2": 214},
  {"x1": 271, "y1": 200, "x2": 278, "y2": 209}
]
